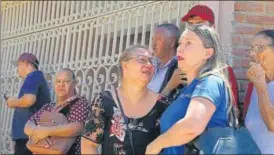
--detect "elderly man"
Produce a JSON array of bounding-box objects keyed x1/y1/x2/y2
[
  {"x1": 5, "y1": 53, "x2": 51, "y2": 155},
  {"x1": 148, "y1": 23, "x2": 183, "y2": 94}
]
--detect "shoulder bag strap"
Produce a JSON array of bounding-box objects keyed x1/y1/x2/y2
[
  {"x1": 112, "y1": 86, "x2": 136, "y2": 155},
  {"x1": 53, "y1": 96, "x2": 79, "y2": 113}
]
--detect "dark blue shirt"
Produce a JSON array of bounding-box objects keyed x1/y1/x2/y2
[
  {"x1": 12, "y1": 70, "x2": 51, "y2": 141},
  {"x1": 160, "y1": 75, "x2": 229, "y2": 154}
]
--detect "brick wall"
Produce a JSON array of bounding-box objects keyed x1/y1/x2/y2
[{"x1": 231, "y1": 1, "x2": 274, "y2": 103}]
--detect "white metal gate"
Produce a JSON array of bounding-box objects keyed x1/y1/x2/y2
[{"x1": 0, "y1": 1, "x2": 199, "y2": 153}]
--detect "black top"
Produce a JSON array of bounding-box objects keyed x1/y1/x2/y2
[
  {"x1": 82, "y1": 91, "x2": 169, "y2": 154},
  {"x1": 159, "y1": 57, "x2": 178, "y2": 93}
]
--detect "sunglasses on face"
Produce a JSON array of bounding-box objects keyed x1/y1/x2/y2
[
  {"x1": 248, "y1": 44, "x2": 274, "y2": 54},
  {"x1": 129, "y1": 55, "x2": 159, "y2": 67}
]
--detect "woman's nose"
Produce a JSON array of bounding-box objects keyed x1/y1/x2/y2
[
  {"x1": 177, "y1": 45, "x2": 184, "y2": 53},
  {"x1": 145, "y1": 63, "x2": 154, "y2": 71}
]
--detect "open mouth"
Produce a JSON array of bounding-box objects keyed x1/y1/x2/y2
[
  {"x1": 142, "y1": 70, "x2": 152, "y2": 77},
  {"x1": 57, "y1": 89, "x2": 65, "y2": 92}
]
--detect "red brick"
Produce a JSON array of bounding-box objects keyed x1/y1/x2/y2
[
  {"x1": 233, "y1": 69, "x2": 247, "y2": 80},
  {"x1": 246, "y1": 15, "x2": 274, "y2": 25},
  {"x1": 235, "y1": 2, "x2": 264, "y2": 12},
  {"x1": 232, "y1": 58, "x2": 250, "y2": 68},
  {"x1": 232, "y1": 48, "x2": 249, "y2": 57},
  {"x1": 234, "y1": 25, "x2": 264, "y2": 35},
  {"x1": 241, "y1": 59, "x2": 250, "y2": 68},
  {"x1": 233, "y1": 59, "x2": 242, "y2": 68},
  {"x1": 243, "y1": 36, "x2": 253, "y2": 46},
  {"x1": 266, "y1": 2, "x2": 274, "y2": 13},
  {"x1": 234, "y1": 13, "x2": 245, "y2": 22},
  {"x1": 231, "y1": 35, "x2": 242, "y2": 45},
  {"x1": 234, "y1": 25, "x2": 255, "y2": 34}
]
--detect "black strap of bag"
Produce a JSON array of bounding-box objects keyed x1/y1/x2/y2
[{"x1": 114, "y1": 88, "x2": 136, "y2": 155}]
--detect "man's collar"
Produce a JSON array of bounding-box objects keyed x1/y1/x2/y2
[
  {"x1": 155, "y1": 56, "x2": 177, "y2": 73},
  {"x1": 161, "y1": 56, "x2": 177, "y2": 68}
]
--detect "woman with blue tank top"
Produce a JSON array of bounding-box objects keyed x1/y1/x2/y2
[{"x1": 145, "y1": 25, "x2": 233, "y2": 154}]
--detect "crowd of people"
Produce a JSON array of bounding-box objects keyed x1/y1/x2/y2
[{"x1": 4, "y1": 4, "x2": 274, "y2": 155}]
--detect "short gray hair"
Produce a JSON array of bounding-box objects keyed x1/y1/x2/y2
[
  {"x1": 55, "y1": 68, "x2": 76, "y2": 80},
  {"x1": 156, "y1": 23, "x2": 181, "y2": 48}
]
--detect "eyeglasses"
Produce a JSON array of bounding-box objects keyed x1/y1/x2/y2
[
  {"x1": 55, "y1": 79, "x2": 73, "y2": 85},
  {"x1": 128, "y1": 55, "x2": 159, "y2": 67},
  {"x1": 248, "y1": 44, "x2": 274, "y2": 54}
]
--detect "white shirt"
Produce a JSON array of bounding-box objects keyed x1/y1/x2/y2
[
  {"x1": 147, "y1": 56, "x2": 176, "y2": 93},
  {"x1": 245, "y1": 81, "x2": 274, "y2": 154}
]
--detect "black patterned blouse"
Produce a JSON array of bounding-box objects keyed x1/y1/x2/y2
[{"x1": 82, "y1": 91, "x2": 169, "y2": 155}]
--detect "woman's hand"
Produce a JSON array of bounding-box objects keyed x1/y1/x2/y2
[
  {"x1": 145, "y1": 139, "x2": 163, "y2": 154},
  {"x1": 30, "y1": 126, "x2": 51, "y2": 144},
  {"x1": 36, "y1": 138, "x2": 52, "y2": 148},
  {"x1": 247, "y1": 63, "x2": 267, "y2": 89},
  {"x1": 162, "y1": 69, "x2": 187, "y2": 96}
]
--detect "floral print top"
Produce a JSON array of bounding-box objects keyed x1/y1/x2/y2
[{"x1": 82, "y1": 91, "x2": 169, "y2": 155}]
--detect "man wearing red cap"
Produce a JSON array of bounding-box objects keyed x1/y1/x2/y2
[
  {"x1": 181, "y1": 4, "x2": 215, "y2": 27},
  {"x1": 5, "y1": 53, "x2": 51, "y2": 155},
  {"x1": 181, "y1": 5, "x2": 240, "y2": 113}
]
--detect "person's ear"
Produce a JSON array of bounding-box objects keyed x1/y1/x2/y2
[
  {"x1": 205, "y1": 48, "x2": 214, "y2": 60},
  {"x1": 121, "y1": 61, "x2": 129, "y2": 75},
  {"x1": 169, "y1": 37, "x2": 176, "y2": 48},
  {"x1": 72, "y1": 79, "x2": 77, "y2": 87}
]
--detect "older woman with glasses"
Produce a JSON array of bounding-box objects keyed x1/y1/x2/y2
[
  {"x1": 24, "y1": 68, "x2": 90, "y2": 154},
  {"x1": 81, "y1": 45, "x2": 169, "y2": 154},
  {"x1": 146, "y1": 25, "x2": 233, "y2": 154},
  {"x1": 245, "y1": 30, "x2": 274, "y2": 154}
]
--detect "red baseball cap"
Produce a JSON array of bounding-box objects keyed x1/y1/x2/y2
[
  {"x1": 181, "y1": 5, "x2": 215, "y2": 24},
  {"x1": 12, "y1": 52, "x2": 39, "y2": 68}
]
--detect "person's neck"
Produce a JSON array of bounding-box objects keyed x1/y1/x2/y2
[
  {"x1": 56, "y1": 93, "x2": 76, "y2": 105},
  {"x1": 23, "y1": 68, "x2": 37, "y2": 78},
  {"x1": 266, "y1": 73, "x2": 274, "y2": 83},
  {"x1": 57, "y1": 99, "x2": 67, "y2": 105},
  {"x1": 159, "y1": 50, "x2": 175, "y2": 67},
  {"x1": 119, "y1": 80, "x2": 148, "y2": 105},
  {"x1": 185, "y1": 69, "x2": 199, "y2": 85}
]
